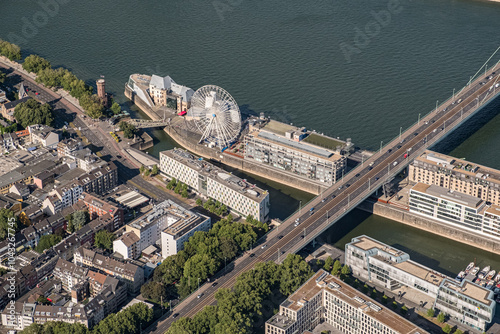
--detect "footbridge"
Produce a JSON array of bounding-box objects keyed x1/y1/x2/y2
[
  {"x1": 146, "y1": 49, "x2": 500, "y2": 333},
  {"x1": 126, "y1": 118, "x2": 171, "y2": 129}
]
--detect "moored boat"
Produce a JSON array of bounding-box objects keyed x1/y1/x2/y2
[
  {"x1": 495, "y1": 273, "x2": 500, "y2": 282},
  {"x1": 478, "y1": 266, "x2": 490, "y2": 279},
  {"x1": 455, "y1": 271, "x2": 465, "y2": 280},
  {"x1": 486, "y1": 280, "x2": 495, "y2": 290},
  {"x1": 486, "y1": 270, "x2": 496, "y2": 280},
  {"x1": 471, "y1": 267, "x2": 480, "y2": 276},
  {"x1": 465, "y1": 262, "x2": 475, "y2": 273}
]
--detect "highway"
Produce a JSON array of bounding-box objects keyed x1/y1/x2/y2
[{"x1": 146, "y1": 63, "x2": 500, "y2": 334}]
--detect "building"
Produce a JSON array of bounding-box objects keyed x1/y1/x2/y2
[
  {"x1": 0, "y1": 159, "x2": 56, "y2": 194},
  {"x1": 244, "y1": 119, "x2": 347, "y2": 185},
  {"x1": 73, "y1": 247, "x2": 144, "y2": 293},
  {"x1": 159, "y1": 201, "x2": 211, "y2": 258},
  {"x1": 80, "y1": 192, "x2": 124, "y2": 230},
  {"x1": 76, "y1": 161, "x2": 118, "y2": 195},
  {"x1": 113, "y1": 231, "x2": 140, "y2": 260},
  {"x1": 265, "y1": 269, "x2": 428, "y2": 334},
  {"x1": 409, "y1": 150, "x2": 500, "y2": 206},
  {"x1": 409, "y1": 182, "x2": 500, "y2": 239},
  {"x1": 160, "y1": 149, "x2": 270, "y2": 222},
  {"x1": 0, "y1": 132, "x2": 19, "y2": 151},
  {"x1": 41, "y1": 194, "x2": 63, "y2": 215},
  {"x1": 28, "y1": 124, "x2": 59, "y2": 149},
  {"x1": 57, "y1": 138, "x2": 84, "y2": 158},
  {"x1": 345, "y1": 235, "x2": 495, "y2": 332},
  {"x1": 0, "y1": 96, "x2": 30, "y2": 121},
  {"x1": 96, "y1": 78, "x2": 110, "y2": 108},
  {"x1": 9, "y1": 182, "x2": 29, "y2": 199},
  {"x1": 53, "y1": 258, "x2": 88, "y2": 291},
  {"x1": 148, "y1": 74, "x2": 194, "y2": 113}
]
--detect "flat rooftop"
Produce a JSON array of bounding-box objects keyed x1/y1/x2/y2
[
  {"x1": 393, "y1": 259, "x2": 445, "y2": 287},
  {"x1": 262, "y1": 119, "x2": 299, "y2": 136},
  {"x1": 415, "y1": 150, "x2": 500, "y2": 185},
  {"x1": 115, "y1": 191, "x2": 149, "y2": 208},
  {"x1": 443, "y1": 279, "x2": 493, "y2": 307},
  {"x1": 162, "y1": 149, "x2": 268, "y2": 203},
  {"x1": 411, "y1": 183, "x2": 484, "y2": 209},
  {"x1": 348, "y1": 235, "x2": 406, "y2": 257},
  {"x1": 283, "y1": 270, "x2": 427, "y2": 334}
]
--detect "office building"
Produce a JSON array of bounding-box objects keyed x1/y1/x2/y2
[
  {"x1": 148, "y1": 74, "x2": 194, "y2": 113},
  {"x1": 409, "y1": 150, "x2": 500, "y2": 206},
  {"x1": 244, "y1": 120, "x2": 347, "y2": 185},
  {"x1": 160, "y1": 149, "x2": 270, "y2": 222},
  {"x1": 265, "y1": 269, "x2": 428, "y2": 334},
  {"x1": 345, "y1": 235, "x2": 495, "y2": 332}
]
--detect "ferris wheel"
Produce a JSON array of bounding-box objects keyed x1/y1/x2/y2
[{"x1": 188, "y1": 85, "x2": 241, "y2": 150}]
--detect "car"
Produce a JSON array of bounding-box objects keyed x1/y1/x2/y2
[
  {"x1": 261, "y1": 244, "x2": 267, "y2": 249},
  {"x1": 496, "y1": 83, "x2": 500, "y2": 88},
  {"x1": 414, "y1": 132, "x2": 418, "y2": 136},
  {"x1": 345, "y1": 184, "x2": 350, "y2": 188},
  {"x1": 425, "y1": 121, "x2": 429, "y2": 125},
  {"x1": 457, "y1": 99, "x2": 462, "y2": 104},
  {"x1": 294, "y1": 221, "x2": 300, "y2": 227},
  {"x1": 172, "y1": 313, "x2": 179, "y2": 318},
  {"x1": 322, "y1": 198, "x2": 326, "y2": 203},
  {"x1": 387, "y1": 149, "x2": 392, "y2": 153},
  {"x1": 116, "y1": 155, "x2": 122, "y2": 159},
  {"x1": 250, "y1": 253, "x2": 255, "y2": 257},
  {"x1": 300, "y1": 235, "x2": 305, "y2": 239},
  {"x1": 355, "y1": 173, "x2": 360, "y2": 177},
  {"x1": 433, "y1": 129, "x2": 437, "y2": 133},
  {"x1": 393, "y1": 161, "x2": 398, "y2": 166},
  {"x1": 197, "y1": 293, "x2": 203, "y2": 298},
  {"x1": 278, "y1": 235, "x2": 283, "y2": 239},
  {"x1": 397, "y1": 145, "x2": 401, "y2": 149},
  {"x1": 338, "y1": 186, "x2": 342, "y2": 190},
  {"x1": 375, "y1": 177, "x2": 379, "y2": 181},
  {"x1": 295, "y1": 218, "x2": 300, "y2": 222},
  {"x1": 212, "y1": 282, "x2": 218, "y2": 287},
  {"x1": 331, "y1": 195, "x2": 336, "y2": 199}
]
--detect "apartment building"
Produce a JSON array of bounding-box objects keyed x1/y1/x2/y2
[
  {"x1": 160, "y1": 149, "x2": 270, "y2": 222},
  {"x1": 409, "y1": 151, "x2": 500, "y2": 206},
  {"x1": 28, "y1": 125, "x2": 59, "y2": 149},
  {"x1": 160, "y1": 202, "x2": 211, "y2": 258},
  {"x1": 148, "y1": 74, "x2": 194, "y2": 112},
  {"x1": 73, "y1": 247, "x2": 144, "y2": 293},
  {"x1": 80, "y1": 192, "x2": 124, "y2": 231},
  {"x1": 53, "y1": 258, "x2": 88, "y2": 291},
  {"x1": 57, "y1": 138, "x2": 84, "y2": 158},
  {"x1": 345, "y1": 235, "x2": 495, "y2": 332},
  {"x1": 409, "y1": 182, "x2": 500, "y2": 239},
  {"x1": 244, "y1": 120, "x2": 347, "y2": 185},
  {"x1": 265, "y1": 270, "x2": 428, "y2": 334},
  {"x1": 113, "y1": 231, "x2": 140, "y2": 260},
  {"x1": 0, "y1": 159, "x2": 56, "y2": 194}
]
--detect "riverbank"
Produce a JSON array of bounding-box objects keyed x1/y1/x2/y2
[{"x1": 358, "y1": 199, "x2": 500, "y2": 254}]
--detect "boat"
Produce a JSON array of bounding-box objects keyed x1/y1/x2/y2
[
  {"x1": 486, "y1": 280, "x2": 495, "y2": 290},
  {"x1": 478, "y1": 266, "x2": 490, "y2": 279},
  {"x1": 494, "y1": 273, "x2": 500, "y2": 282},
  {"x1": 471, "y1": 266, "x2": 480, "y2": 276},
  {"x1": 455, "y1": 271, "x2": 465, "y2": 280},
  {"x1": 465, "y1": 262, "x2": 475, "y2": 273},
  {"x1": 486, "y1": 270, "x2": 496, "y2": 281}
]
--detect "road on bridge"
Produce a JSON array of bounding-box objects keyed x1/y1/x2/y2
[{"x1": 145, "y1": 63, "x2": 500, "y2": 334}]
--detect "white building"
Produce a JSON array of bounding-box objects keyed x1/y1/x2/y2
[
  {"x1": 113, "y1": 231, "x2": 140, "y2": 260},
  {"x1": 148, "y1": 74, "x2": 194, "y2": 112},
  {"x1": 28, "y1": 124, "x2": 59, "y2": 149},
  {"x1": 345, "y1": 235, "x2": 496, "y2": 332},
  {"x1": 265, "y1": 269, "x2": 428, "y2": 334},
  {"x1": 160, "y1": 205, "x2": 211, "y2": 258},
  {"x1": 160, "y1": 149, "x2": 270, "y2": 222}
]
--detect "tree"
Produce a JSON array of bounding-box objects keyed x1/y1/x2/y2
[
  {"x1": 392, "y1": 301, "x2": 398, "y2": 309},
  {"x1": 341, "y1": 264, "x2": 351, "y2": 277},
  {"x1": 401, "y1": 305, "x2": 408, "y2": 315},
  {"x1": 94, "y1": 230, "x2": 116, "y2": 251},
  {"x1": 151, "y1": 164, "x2": 159, "y2": 176},
  {"x1": 323, "y1": 257, "x2": 334, "y2": 272},
  {"x1": 72, "y1": 210, "x2": 89, "y2": 231},
  {"x1": 0, "y1": 208, "x2": 18, "y2": 241},
  {"x1": 0, "y1": 71, "x2": 6, "y2": 84},
  {"x1": 442, "y1": 324, "x2": 452, "y2": 334},
  {"x1": 13, "y1": 99, "x2": 54, "y2": 128},
  {"x1": 35, "y1": 234, "x2": 62, "y2": 253},
  {"x1": 427, "y1": 308, "x2": 435, "y2": 317},
  {"x1": 371, "y1": 288, "x2": 377, "y2": 299},
  {"x1": 22, "y1": 55, "x2": 51, "y2": 74},
  {"x1": 79, "y1": 93, "x2": 104, "y2": 119},
  {"x1": 144, "y1": 169, "x2": 151, "y2": 177},
  {"x1": 196, "y1": 198, "x2": 203, "y2": 206},
  {"x1": 454, "y1": 330, "x2": 463, "y2": 334},
  {"x1": 332, "y1": 259, "x2": 342, "y2": 275},
  {"x1": 36, "y1": 295, "x2": 51, "y2": 305},
  {"x1": 139, "y1": 165, "x2": 145, "y2": 174},
  {"x1": 167, "y1": 177, "x2": 177, "y2": 190},
  {"x1": 66, "y1": 214, "x2": 74, "y2": 233},
  {"x1": 119, "y1": 121, "x2": 137, "y2": 139},
  {"x1": 437, "y1": 312, "x2": 446, "y2": 323},
  {"x1": 110, "y1": 102, "x2": 121, "y2": 115},
  {"x1": 174, "y1": 182, "x2": 182, "y2": 194},
  {"x1": 0, "y1": 39, "x2": 21, "y2": 60},
  {"x1": 181, "y1": 189, "x2": 188, "y2": 198},
  {"x1": 220, "y1": 238, "x2": 238, "y2": 260},
  {"x1": 141, "y1": 281, "x2": 167, "y2": 303},
  {"x1": 382, "y1": 294, "x2": 388, "y2": 304}
]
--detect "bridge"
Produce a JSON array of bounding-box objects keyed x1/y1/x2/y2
[
  {"x1": 126, "y1": 118, "x2": 171, "y2": 129},
  {"x1": 146, "y1": 50, "x2": 500, "y2": 333}
]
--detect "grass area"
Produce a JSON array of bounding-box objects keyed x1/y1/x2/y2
[
  {"x1": 303, "y1": 133, "x2": 344, "y2": 151},
  {"x1": 262, "y1": 120, "x2": 296, "y2": 136}
]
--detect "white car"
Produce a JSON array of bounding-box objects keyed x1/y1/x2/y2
[
  {"x1": 261, "y1": 244, "x2": 267, "y2": 249},
  {"x1": 294, "y1": 222, "x2": 300, "y2": 227}
]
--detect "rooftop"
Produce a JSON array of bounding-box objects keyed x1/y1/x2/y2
[
  {"x1": 443, "y1": 278, "x2": 493, "y2": 307},
  {"x1": 348, "y1": 235, "x2": 405, "y2": 257},
  {"x1": 411, "y1": 183, "x2": 484, "y2": 209},
  {"x1": 115, "y1": 190, "x2": 149, "y2": 208},
  {"x1": 162, "y1": 149, "x2": 268, "y2": 203}
]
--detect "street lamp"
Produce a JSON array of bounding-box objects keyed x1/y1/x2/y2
[
  {"x1": 452, "y1": 88, "x2": 455, "y2": 102},
  {"x1": 399, "y1": 127, "x2": 402, "y2": 142},
  {"x1": 299, "y1": 200, "x2": 302, "y2": 215},
  {"x1": 418, "y1": 113, "x2": 421, "y2": 125},
  {"x1": 435, "y1": 100, "x2": 438, "y2": 112},
  {"x1": 380, "y1": 141, "x2": 383, "y2": 154}
]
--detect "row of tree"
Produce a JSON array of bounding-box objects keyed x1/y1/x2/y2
[
  {"x1": 139, "y1": 164, "x2": 159, "y2": 178},
  {"x1": 167, "y1": 254, "x2": 313, "y2": 334},
  {"x1": 0, "y1": 39, "x2": 21, "y2": 61},
  {"x1": 144, "y1": 216, "x2": 261, "y2": 303},
  {"x1": 94, "y1": 230, "x2": 116, "y2": 252},
  {"x1": 0, "y1": 208, "x2": 19, "y2": 241},
  {"x1": 66, "y1": 210, "x2": 90, "y2": 233},
  {"x1": 20, "y1": 303, "x2": 154, "y2": 334},
  {"x1": 13, "y1": 98, "x2": 54, "y2": 128},
  {"x1": 35, "y1": 234, "x2": 62, "y2": 253},
  {"x1": 245, "y1": 214, "x2": 269, "y2": 233},
  {"x1": 166, "y1": 178, "x2": 189, "y2": 198}
]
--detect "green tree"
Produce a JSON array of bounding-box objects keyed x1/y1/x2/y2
[
  {"x1": 332, "y1": 259, "x2": 342, "y2": 276},
  {"x1": 382, "y1": 294, "x2": 388, "y2": 304},
  {"x1": 144, "y1": 169, "x2": 151, "y2": 177},
  {"x1": 427, "y1": 308, "x2": 435, "y2": 317},
  {"x1": 401, "y1": 305, "x2": 408, "y2": 315},
  {"x1": 0, "y1": 208, "x2": 18, "y2": 241},
  {"x1": 36, "y1": 295, "x2": 51, "y2": 305},
  {"x1": 371, "y1": 288, "x2": 377, "y2": 299},
  {"x1": 454, "y1": 329, "x2": 463, "y2": 334},
  {"x1": 151, "y1": 164, "x2": 159, "y2": 176},
  {"x1": 341, "y1": 264, "x2": 351, "y2": 277},
  {"x1": 79, "y1": 93, "x2": 104, "y2": 119},
  {"x1": 119, "y1": 121, "x2": 137, "y2": 138},
  {"x1": 141, "y1": 281, "x2": 167, "y2": 303},
  {"x1": 13, "y1": 99, "x2": 54, "y2": 128},
  {"x1": 35, "y1": 234, "x2": 62, "y2": 253},
  {"x1": 0, "y1": 39, "x2": 21, "y2": 60},
  {"x1": 392, "y1": 301, "x2": 398, "y2": 309},
  {"x1": 22, "y1": 55, "x2": 51, "y2": 74},
  {"x1": 72, "y1": 210, "x2": 89, "y2": 231},
  {"x1": 110, "y1": 102, "x2": 121, "y2": 115},
  {"x1": 66, "y1": 214, "x2": 74, "y2": 233},
  {"x1": 437, "y1": 312, "x2": 446, "y2": 323},
  {"x1": 181, "y1": 189, "x2": 188, "y2": 198},
  {"x1": 279, "y1": 254, "x2": 314, "y2": 295},
  {"x1": 174, "y1": 182, "x2": 182, "y2": 194},
  {"x1": 167, "y1": 177, "x2": 177, "y2": 190},
  {"x1": 196, "y1": 198, "x2": 203, "y2": 206},
  {"x1": 139, "y1": 165, "x2": 145, "y2": 174},
  {"x1": 442, "y1": 324, "x2": 452, "y2": 334},
  {"x1": 94, "y1": 230, "x2": 116, "y2": 251},
  {"x1": 323, "y1": 256, "x2": 334, "y2": 272}
]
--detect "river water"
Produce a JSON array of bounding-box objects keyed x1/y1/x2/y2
[{"x1": 1, "y1": 0, "x2": 500, "y2": 274}]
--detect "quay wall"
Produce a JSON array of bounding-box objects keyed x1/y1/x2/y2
[
  {"x1": 358, "y1": 200, "x2": 500, "y2": 253},
  {"x1": 125, "y1": 84, "x2": 328, "y2": 195}
]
